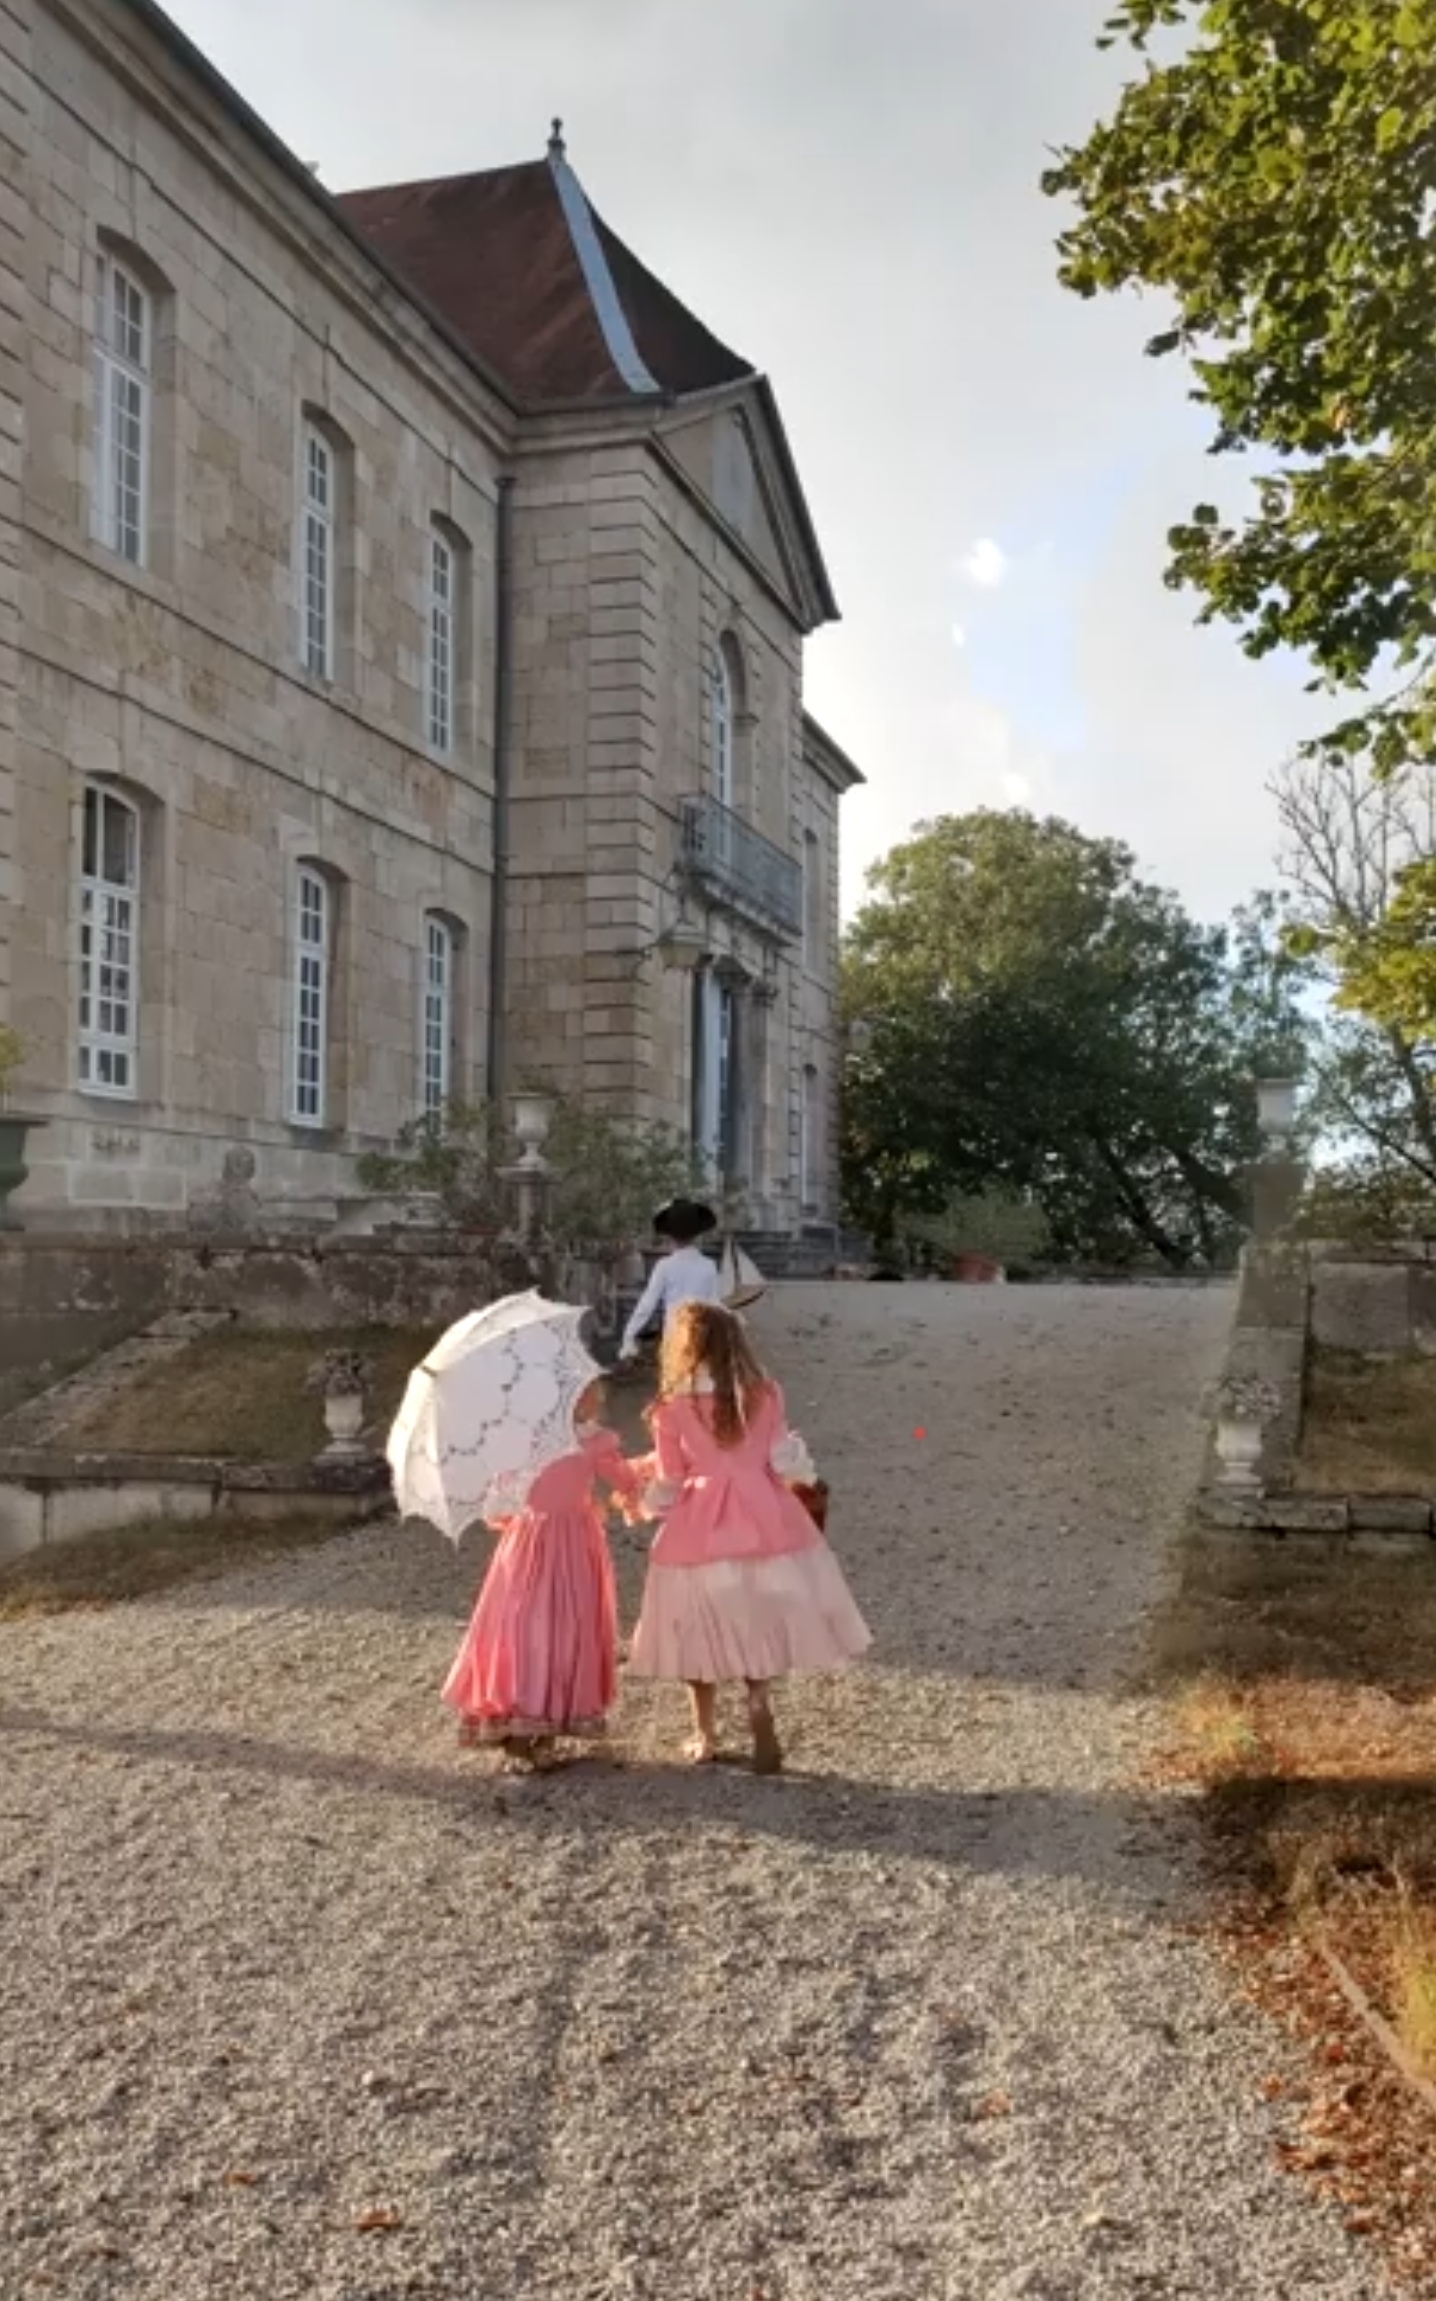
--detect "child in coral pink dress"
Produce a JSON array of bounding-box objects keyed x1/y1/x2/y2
[
  {"x1": 443, "y1": 1381, "x2": 640, "y2": 1768},
  {"x1": 628, "y1": 1302, "x2": 870, "y2": 1773}
]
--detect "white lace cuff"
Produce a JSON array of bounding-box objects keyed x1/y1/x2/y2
[
  {"x1": 641, "y1": 1477, "x2": 681, "y2": 1515},
  {"x1": 769, "y1": 1430, "x2": 816, "y2": 1483}
]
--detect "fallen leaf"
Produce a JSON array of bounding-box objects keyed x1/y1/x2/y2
[
  {"x1": 223, "y1": 2171, "x2": 259, "y2": 2188},
  {"x1": 354, "y1": 2207, "x2": 405, "y2": 2233},
  {"x1": 974, "y1": 2091, "x2": 1013, "y2": 2121}
]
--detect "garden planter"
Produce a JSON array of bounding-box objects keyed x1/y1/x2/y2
[
  {"x1": 952, "y1": 1252, "x2": 1003, "y2": 1284},
  {"x1": 322, "y1": 1391, "x2": 367, "y2": 1456},
  {"x1": 0, "y1": 1115, "x2": 45, "y2": 1231},
  {"x1": 1214, "y1": 1414, "x2": 1264, "y2": 1490},
  {"x1": 511, "y1": 1093, "x2": 555, "y2": 1170}
]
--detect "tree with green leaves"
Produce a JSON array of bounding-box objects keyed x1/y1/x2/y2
[
  {"x1": 1269, "y1": 751, "x2": 1436, "y2": 1183},
  {"x1": 1044, "y1": 0, "x2": 1436, "y2": 779},
  {"x1": 842, "y1": 811, "x2": 1308, "y2": 1268},
  {"x1": 356, "y1": 1097, "x2": 703, "y2": 1255}
]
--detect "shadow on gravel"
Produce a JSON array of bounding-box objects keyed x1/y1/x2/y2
[{"x1": 1, "y1": 1704, "x2": 1191, "y2": 1896}]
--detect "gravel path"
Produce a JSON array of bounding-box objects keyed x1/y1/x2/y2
[{"x1": 0, "y1": 1283, "x2": 1397, "y2": 2300}]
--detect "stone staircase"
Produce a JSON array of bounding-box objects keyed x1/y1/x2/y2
[
  {"x1": 732, "y1": 1228, "x2": 842, "y2": 1280},
  {"x1": 606, "y1": 1226, "x2": 872, "y2": 1360}
]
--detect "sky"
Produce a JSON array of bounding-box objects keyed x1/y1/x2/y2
[{"x1": 165, "y1": 0, "x2": 1324, "y2": 926}]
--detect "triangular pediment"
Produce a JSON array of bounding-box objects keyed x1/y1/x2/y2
[{"x1": 654, "y1": 382, "x2": 838, "y2": 633}]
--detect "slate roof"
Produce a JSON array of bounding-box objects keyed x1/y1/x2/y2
[{"x1": 337, "y1": 146, "x2": 755, "y2": 408}]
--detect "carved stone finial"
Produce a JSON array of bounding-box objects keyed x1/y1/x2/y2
[{"x1": 548, "y1": 117, "x2": 566, "y2": 161}]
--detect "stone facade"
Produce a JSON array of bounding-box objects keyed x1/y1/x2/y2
[
  {"x1": 0, "y1": 0, "x2": 28, "y2": 1029},
  {"x1": 8, "y1": 0, "x2": 859, "y2": 1234}
]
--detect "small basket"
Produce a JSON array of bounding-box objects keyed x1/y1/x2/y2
[{"x1": 789, "y1": 1478, "x2": 829, "y2": 1532}]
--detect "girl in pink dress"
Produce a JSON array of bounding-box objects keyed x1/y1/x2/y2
[
  {"x1": 442, "y1": 1382, "x2": 640, "y2": 1768},
  {"x1": 628, "y1": 1302, "x2": 870, "y2": 1773}
]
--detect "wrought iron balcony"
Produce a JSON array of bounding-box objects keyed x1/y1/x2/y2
[{"x1": 679, "y1": 793, "x2": 803, "y2": 940}]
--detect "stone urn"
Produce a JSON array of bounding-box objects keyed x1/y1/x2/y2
[
  {"x1": 511, "y1": 1091, "x2": 555, "y2": 1171},
  {"x1": 1211, "y1": 1375, "x2": 1282, "y2": 1491},
  {"x1": 307, "y1": 1351, "x2": 376, "y2": 1458},
  {"x1": 0, "y1": 1114, "x2": 45, "y2": 1231},
  {"x1": 1213, "y1": 1414, "x2": 1265, "y2": 1490}
]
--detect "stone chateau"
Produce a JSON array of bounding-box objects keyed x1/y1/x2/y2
[{"x1": 0, "y1": 0, "x2": 862, "y2": 1233}]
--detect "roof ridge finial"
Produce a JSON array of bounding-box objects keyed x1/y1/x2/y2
[{"x1": 548, "y1": 117, "x2": 566, "y2": 162}]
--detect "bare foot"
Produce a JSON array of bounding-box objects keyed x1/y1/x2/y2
[
  {"x1": 683, "y1": 1736, "x2": 718, "y2": 1765},
  {"x1": 751, "y1": 1711, "x2": 784, "y2": 1776}
]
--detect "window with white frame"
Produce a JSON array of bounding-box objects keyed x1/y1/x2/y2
[
  {"x1": 300, "y1": 426, "x2": 336, "y2": 680},
  {"x1": 421, "y1": 916, "x2": 455, "y2": 1115},
  {"x1": 291, "y1": 868, "x2": 330, "y2": 1126},
  {"x1": 78, "y1": 785, "x2": 140, "y2": 1096},
  {"x1": 713, "y1": 644, "x2": 735, "y2": 809},
  {"x1": 426, "y1": 529, "x2": 456, "y2": 754},
  {"x1": 93, "y1": 258, "x2": 151, "y2": 565}
]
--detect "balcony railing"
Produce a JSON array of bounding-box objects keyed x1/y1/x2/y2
[{"x1": 679, "y1": 793, "x2": 803, "y2": 940}]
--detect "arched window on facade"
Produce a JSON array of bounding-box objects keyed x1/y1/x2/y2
[
  {"x1": 297, "y1": 412, "x2": 356, "y2": 686},
  {"x1": 421, "y1": 913, "x2": 458, "y2": 1115},
  {"x1": 712, "y1": 641, "x2": 736, "y2": 810},
  {"x1": 78, "y1": 784, "x2": 141, "y2": 1096},
  {"x1": 291, "y1": 864, "x2": 334, "y2": 1126}
]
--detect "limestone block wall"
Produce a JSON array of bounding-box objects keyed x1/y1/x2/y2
[
  {"x1": 506, "y1": 421, "x2": 817, "y2": 1221},
  {"x1": 790, "y1": 752, "x2": 844, "y2": 1223},
  {"x1": 505, "y1": 439, "x2": 665, "y2": 1113},
  {"x1": 0, "y1": 0, "x2": 30, "y2": 1027},
  {"x1": 14, "y1": 0, "x2": 509, "y2": 1215}
]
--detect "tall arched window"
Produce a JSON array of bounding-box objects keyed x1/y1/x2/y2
[
  {"x1": 712, "y1": 644, "x2": 735, "y2": 809},
  {"x1": 300, "y1": 424, "x2": 337, "y2": 680},
  {"x1": 421, "y1": 914, "x2": 456, "y2": 1116},
  {"x1": 297, "y1": 412, "x2": 356, "y2": 686},
  {"x1": 93, "y1": 255, "x2": 152, "y2": 565},
  {"x1": 291, "y1": 865, "x2": 332, "y2": 1126},
  {"x1": 427, "y1": 527, "x2": 455, "y2": 754},
  {"x1": 78, "y1": 784, "x2": 140, "y2": 1096}
]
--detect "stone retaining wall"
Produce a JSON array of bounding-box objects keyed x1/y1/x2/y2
[
  {"x1": 0, "y1": 1448, "x2": 387, "y2": 1563},
  {"x1": 1309, "y1": 1243, "x2": 1436, "y2": 1356},
  {"x1": 1198, "y1": 1238, "x2": 1436, "y2": 1542}
]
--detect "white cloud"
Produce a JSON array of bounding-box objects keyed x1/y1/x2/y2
[
  {"x1": 164, "y1": 0, "x2": 1326, "y2": 932},
  {"x1": 960, "y1": 538, "x2": 1010, "y2": 590}
]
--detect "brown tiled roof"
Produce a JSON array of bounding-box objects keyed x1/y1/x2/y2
[{"x1": 336, "y1": 159, "x2": 754, "y2": 408}]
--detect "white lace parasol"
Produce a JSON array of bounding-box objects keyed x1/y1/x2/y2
[{"x1": 386, "y1": 1291, "x2": 601, "y2": 1542}]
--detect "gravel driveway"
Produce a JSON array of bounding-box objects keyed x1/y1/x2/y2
[{"x1": 0, "y1": 1283, "x2": 1396, "y2": 2300}]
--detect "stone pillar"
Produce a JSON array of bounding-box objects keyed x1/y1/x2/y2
[
  {"x1": 729, "y1": 979, "x2": 754, "y2": 1195},
  {"x1": 1250, "y1": 1156, "x2": 1305, "y2": 1240},
  {"x1": 499, "y1": 1157, "x2": 552, "y2": 1245},
  {"x1": 716, "y1": 963, "x2": 753, "y2": 1196},
  {"x1": 0, "y1": 1, "x2": 31, "y2": 1026},
  {"x1": 746, "y1": 980, "x2": 777, "y2": 1220}
]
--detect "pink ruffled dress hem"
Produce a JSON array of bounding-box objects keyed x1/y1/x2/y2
[{"x1": 627, "y1": 1545, "x2": 871, "y2": 1683}]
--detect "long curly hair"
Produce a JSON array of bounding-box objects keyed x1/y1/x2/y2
[{"x1": 653, "y1": 1301, "x2": 768, "y2": 1447}]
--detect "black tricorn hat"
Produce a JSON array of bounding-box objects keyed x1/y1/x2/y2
[{"x1": 653, "y1": 1197, "x2": 717, "y2": 1241}]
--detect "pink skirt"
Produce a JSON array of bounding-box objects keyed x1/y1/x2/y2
[
  {"x1": 442, "y1": 1506, "x2": 617, "y2": 1740},
  {"x1": 627, "y1": 1543, "x2": 871, "y2": 1684}
]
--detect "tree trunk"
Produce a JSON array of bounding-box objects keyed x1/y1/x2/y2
[{"x1": 1090, "y1": 1136, "x2": 1192, "y2": 1268}]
